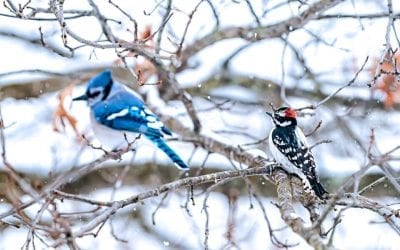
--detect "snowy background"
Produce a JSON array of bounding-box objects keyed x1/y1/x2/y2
[{"x1": 0, "y1": 0, "x2": 399, "y2": 249}]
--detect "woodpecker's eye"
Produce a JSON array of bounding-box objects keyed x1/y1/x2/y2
[{"x1": 277, "y1": 110, "x2": 285, "y2": 117}]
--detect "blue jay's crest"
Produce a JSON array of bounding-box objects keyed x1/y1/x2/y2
[{"x1": 73, "y1": 70, "x2": 189, "y2": 170}]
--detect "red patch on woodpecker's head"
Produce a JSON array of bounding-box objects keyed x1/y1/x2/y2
[{"x1": 284, "y1": 108, "x2": 297, "y2": 118}]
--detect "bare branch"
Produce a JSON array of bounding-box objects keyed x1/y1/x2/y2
[
  {"x1": 180, "y1": 0, "x2": 345, "y2": 65},
  {"x1": 298, "y1": 56, "x2": 369, "y2": 111}
]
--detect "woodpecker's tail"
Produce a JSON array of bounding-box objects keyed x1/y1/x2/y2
[
  {"x1": 309, "y1": 179, "x2": 328, "y2": 199},
  {"x1": 146, "y1": 135, "x2": 189, "y2": 170}
]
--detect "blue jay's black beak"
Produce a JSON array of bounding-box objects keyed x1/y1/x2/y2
[{"x1": 72, "y1": 93, "x2": 88, "y2": 101}]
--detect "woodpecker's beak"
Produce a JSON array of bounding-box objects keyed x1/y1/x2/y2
[
  {"x1": 72, "y1": 93, "x2": 88, "y2": 101},
  {"x1": 265, "y1": 111, "x2": 273, "y2": 119}
]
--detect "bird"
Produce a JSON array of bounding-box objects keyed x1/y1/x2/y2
[
  {"x1": 73, "y1": 70, "x2": 189, "y2": 170},
  {"x1": 266, "y1": 106, "x2": 327, "y2": 199}
]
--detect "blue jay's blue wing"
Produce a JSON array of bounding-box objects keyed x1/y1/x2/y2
[
  {"x1": 92, "y1": 90, "x2": 188, "y2": 169},
  {"x1": 92, "y1": 91, "x2": 168, "y2": 138}
]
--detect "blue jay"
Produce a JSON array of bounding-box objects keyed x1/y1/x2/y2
[{"x1": 73, "y1": 70, "x2": 189, "y2": 170}]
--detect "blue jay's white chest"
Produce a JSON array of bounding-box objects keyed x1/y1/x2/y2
[
  {"x1": 90, "y1": 112, "x2": 140, "y2": 150},
  {"x1": 268, "y1": 127, "x2": 308, "y2": 181}
]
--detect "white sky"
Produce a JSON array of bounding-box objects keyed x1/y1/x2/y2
[{"x1": 0, "y1": 0, "x2": 399, "y2": 249}]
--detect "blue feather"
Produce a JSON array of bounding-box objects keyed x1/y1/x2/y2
[
  {"x1": 92, "y1": 92, "x2": 167, "y2": 137},
  {"x1": 88, "y1": 70, "x2": 113, "y2": 89},
  {"x1": 146, "y1": 135, "x2": 189, "y2": 169}
]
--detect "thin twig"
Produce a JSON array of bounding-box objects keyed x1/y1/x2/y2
[{"x1": 298, "y1": 56, "x2": 369, "y2": 111}]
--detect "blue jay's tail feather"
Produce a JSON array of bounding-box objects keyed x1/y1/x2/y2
[
  {"x1": 146, "y1": 135, "x2": 189, "y2": 170},
  {"x1": 161, "y1": 126, "x2": 172, "y2": 136}
]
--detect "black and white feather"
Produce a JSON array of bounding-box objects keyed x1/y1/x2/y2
[{"x1": 267, "y1": 107, "x2": 327, "y2": 199}]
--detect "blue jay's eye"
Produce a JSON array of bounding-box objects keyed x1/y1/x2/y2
[{"x1": 87, "y1": 90, "x2": 101, "y2": 98}]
